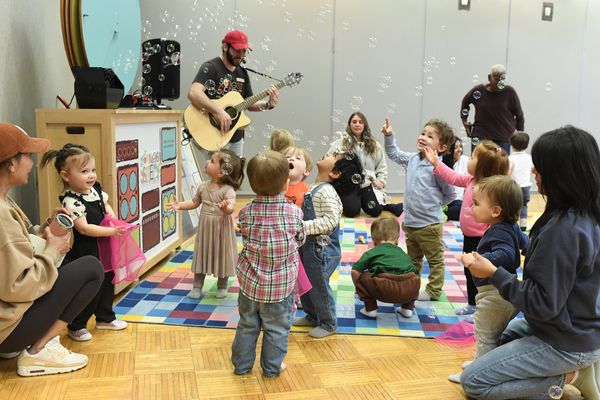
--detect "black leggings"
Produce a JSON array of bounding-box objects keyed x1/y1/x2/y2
[
  {"x1": 338, "y1": 186, "x2": 383, "y2": 217},
  {"x1": 68, "y1": 271, "x2": 116, "y2": 330},
  {"x1": 0, "y1": 255, "x2": 104, "y2": 352},
  {"x1": 463, "y1": 236, "x2": 481, "y2": 306}
]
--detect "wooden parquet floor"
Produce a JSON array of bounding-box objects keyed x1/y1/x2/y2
[{"x1": 3, "y1": 194, "x2": 583, "y2": 399}]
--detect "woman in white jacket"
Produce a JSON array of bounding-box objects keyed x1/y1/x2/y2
[{"x1": 329, "y1": 112, "x2": 402, "y2": 217}]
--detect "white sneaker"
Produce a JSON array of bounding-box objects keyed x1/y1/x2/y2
[
  {"x1": 187, "y1": 287, "x2": 202, "y2": 299},
  {"x1": 17, "y1": 336, "x2": 88, "y2": 376},
  {"x1": 68, "y1": 328, "x2": 92, "y2": 342},
  {"x1": 0, "y1": 351, "x2": 21, "y2": 359},
  {"x1": 396, "y1": 307, "x2": 413, "y2": 318},
  {"x1": 462, "y1": 360, "x2": 473, "y2": 369},
  {"x1": 448, "y1": 371, "x2": 462, "y2": 383},
  {"x1": 96, "y1": 320, "x2": 128, "y2": 331},
  {"x1": 417, "y1": 289, "x2": 432, "y2": 301},
  {"x1": 215, "y1": 289, "x2": 227, "y2": 299},
  {"x1": 359, "y1": 307, "x2": 377, "y2": 318}
]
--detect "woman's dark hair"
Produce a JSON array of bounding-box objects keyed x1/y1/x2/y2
[
  {"x1": 442, "y1": 136, "x2": 462, "y2": 168},
  {"x1": 530, "y1": 125, "x2": 600, "y2": 236},
  {"x1": 330, "y1": 152, "x2": 364, "y2": 196},
  {"x1": 342, "y1": 112, "x2": 378, "y2": 156}
]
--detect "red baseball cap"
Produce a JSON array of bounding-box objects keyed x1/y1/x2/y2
[
  {"x1": 223, "y1": 30, "x2": 251, "y2": 50},
  {"x1": 0, "y1": 123, "x2": 50, "y2": 163}
]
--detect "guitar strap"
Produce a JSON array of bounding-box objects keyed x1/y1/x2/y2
[{"x1": 244, "y1": 67, "x2": 282, "y2": 83}]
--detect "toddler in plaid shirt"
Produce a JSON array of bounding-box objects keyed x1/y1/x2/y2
[{"x1": 232, "y1": 151, "x2": 305, "y2": 377}]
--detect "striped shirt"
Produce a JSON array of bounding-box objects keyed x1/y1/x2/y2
[
  {"x1": 236, "y1": 194, "x2": 306, "y2": 303},
  {"x1": 304, "y1": 183, "x2": 342, "y2": 236}
]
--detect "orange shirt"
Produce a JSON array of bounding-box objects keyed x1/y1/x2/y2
[{"x1": 285, "y1": 181, "x2": 309, "y2": 208}]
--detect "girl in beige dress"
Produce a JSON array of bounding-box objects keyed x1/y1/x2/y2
[{"x1": 168, "y1": 149, "x2": 245, "y2": 299}]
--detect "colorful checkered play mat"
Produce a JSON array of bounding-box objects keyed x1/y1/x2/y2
[{"x1": 115, "y1": 216, "x2": 502, "y2": 338}]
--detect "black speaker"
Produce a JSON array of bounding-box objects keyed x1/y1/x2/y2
[
  {"x1": 141, "y1": 39, "x2": 180, "y2": 103},
  {"x1": 72, "y1": 66, "x2": 124, "y2": 109}
]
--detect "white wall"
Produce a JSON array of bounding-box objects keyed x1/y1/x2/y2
[{"x1": 2, "y1": 0, "x2": 600, "y2": 210}]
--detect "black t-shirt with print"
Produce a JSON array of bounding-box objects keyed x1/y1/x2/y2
[{"x1": 193, "y1": 57, "x2": 253, "y2": 143}]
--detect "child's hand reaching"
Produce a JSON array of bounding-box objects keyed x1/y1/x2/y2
[
  {"x1": 218, "y1": 199, "x2": 234, "y2": 214},
  {"x1": 167, "y1": 196, "x2": 181, "y2": 211},
  {"x1": 381, "y1": 117, "x2": 394, "y2": 137},
  {"x1": 111, "y1": 225, "x2": 128, "y2": 237},
  {"x1": 464, "y1": 252, "x2": 497, "y2": 278},
  {"x1": 423, "y1": 147, "x2": 440, "y2": 167}
]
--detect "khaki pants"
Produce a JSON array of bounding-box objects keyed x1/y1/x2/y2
[
  {"x1": 354, "y1": 272, "x2": 421, "y2": 311},
  {"x1": 474, "y1": 284, "x2": 517, "y2": 358},
  {"x1": 402, "y1": 223, "x2": 445, "y2": 299}
]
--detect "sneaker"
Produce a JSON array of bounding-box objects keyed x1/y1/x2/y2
[
  {"x1": 187, "y1": 287, "x2": 202, "y2": 299},
  {"x1": 570, "y1": 363, "x2": 600, "y2": 400},
  {"x1": 359, "y1": 307, "x2": 377, "y2": 318},
  {"x1": 96, "y1": 320, "x2": 128, "y2": 331},
  {"x1": 455, "y1": 304, "x2": 476, "y2": 315},
  {"x1": 215, "y1": 289, "x2": 227, "y2": 299},
  {"x1": 17, "y1": 336, "x2": 88, "y2": 376},
  {"x1": 462, "y1": 314, "x2": 475, "y2": 324},
  {"x1": 417, "y1": 289, "x2": 432, "y2": 301},
  {"x1": 448, "y1": 371, "x2": 462, "y2": 384},
  {"x1": 68, "y1": 328, "x2": 92, "y2": 342},
  {"x1": 307, "y1": 326, "x2": 336, "y2": 338},
  {"x1": 396, "y1": 307, "x2": 413, "y2": 318},
  {"x1": 462, "y1": 360, "x2": 473, "y2": 369},
  {"x1": 0, "y1": 351, "x2": 21, "y2": 359},
  {"x1": 292, "y1": 316, "x2": 318, "y2": 327}
]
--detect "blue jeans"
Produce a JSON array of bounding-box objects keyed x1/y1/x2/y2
[
  {"x1": 462, "y1": 318, "x2": 600, "y2": 399},
  {"x1": 231, "y1": 292, "x2": 293, "y2": 377},
  {"x1": 520, "y1": 186, "x2": 531, "y2": 221},
  {"x1": 299, "y1": 238, "x2": 340, "y2": 331}
]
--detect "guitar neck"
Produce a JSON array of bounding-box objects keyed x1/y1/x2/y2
[{"x1": 236, "y1": 80, "x2": 288, "y2": 112}]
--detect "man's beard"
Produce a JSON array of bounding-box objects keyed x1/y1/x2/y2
[{"x1": 225, "y1": 48, "x2": 240, "y2": 66}]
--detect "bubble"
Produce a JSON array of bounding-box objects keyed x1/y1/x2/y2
[
  {"x1": 203, "y1": 66, "x2": 209, "y2": 73},
  {"x1": 158, "y1": 74, "x2": 165, "y2": 81},
  {"x1": 167, "y1": 43, "x2": 175, "y2": 53},
  {"x1": 342, "y1": 22, "x2": 350, "y2": 31},
  {"x1": 547, "y1": 385, "x2": 563, "y2": 399},
  {"x1": 473, "y1": 91, "x2": 481, "y2": 100},
  {"x1": 221, "y1": 163, "x2": 233, "y2": 175},
  {"x1": 205, "y1": 79, "x2": 216, "y2": 96},
  {"x1": 426, "y1": 76, "x2": 433, "y2": 86},
  {"x1": 449, "y1": 56, "x2": 456, "y2": 65},
  {"x1": 171, "y1": 52, "x2": 181, "y2": 65},
  {"x1": 141, "y1": 52, "x2": 150, "y2": 62},
  {"x1": 345, "y1": 71, "x2": 354, "y2": 82},
  {"x1": 368, "y1": 37, "x2": 377, "y2": 48},
  {"x1": 351, "y1": 174, "x2": 362, "y2": 185},
  {"x1": 367, "y1": 201, "x2": 376, "y2": 209},
  {"x1": 461, "y1": 109, "x2": 469, "y2": 117},
  {"x1": 497, "y1": 80, "x2": 506, "y2": 90},
  {"x1": 143, "y1": 86, "x2": 153, "y2": 95},
  {"x1": 283, "y1": 11, "x2": 292, "y2": 23},
  {"x1": 472, "y1": 137, "x2": 480, "y2": 145},
  {"x1": 415, "y1": 85, "x2": 423, "y2": 97},
  {"x1": 350, "y1": 95, "x2": 363, "y2": 111},
  {"x1": 316, "y1": 235, "x2": 331, "y2": 246},
  {"x1": 162, "y1": 55, "x2": 171, "y2": 64},
  {"x1": 138, "y1": 77, "x2": 145, "y2": 87},
  {"x1": 297, "y1": 27, "x2": 305, "y2": 38},
  {"x1": 441, "y1": 25, "x2": 446, "y2": 31},
  {"x1": 153, "y1": 44, "x2": 161, "y2": 53},
  {"x1": 142, "y1": 64, "x2": 151, "y2": 74},
  {"x1": 545, "y1": 82, "x2": 553, "y2": 91},
  {"x1": 143, "y1": 42, "x2": 152, "y2": 51},
  {"x1": 472, "y1": 74, "x2": 480, "y2": 83}
]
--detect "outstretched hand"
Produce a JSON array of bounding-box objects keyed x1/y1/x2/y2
[
  {"x1": 464, "y1": 252, "x2": 497, "y2": 278},
  {"x1": 167, "y1": 196, "x2": 181, "y2": 211},
  {"x1": 381, "y1": 118, "x2": 393, "y2": 136},
  {"x1": 423, "y1": 147, "x2": 439, "y2": 167}
]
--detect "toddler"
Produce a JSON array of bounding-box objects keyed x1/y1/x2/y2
[
  {"x1": 169, "y1": 149, "x2": 245, "y2": 299},
  {"x1": 509, "y1": 132, "x2": 533, "y2": 231}
]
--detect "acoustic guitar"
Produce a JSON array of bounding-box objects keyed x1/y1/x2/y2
[{"x1": 183, "y1": 72, "x2": 303, "y2": 151}]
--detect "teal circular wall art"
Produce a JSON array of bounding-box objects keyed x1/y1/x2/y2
[{"x1": 80, "y1": 0, "x2": 141, "y2": 93}]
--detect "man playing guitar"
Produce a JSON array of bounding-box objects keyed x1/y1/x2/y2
[{"x1": 187, "y1": 30, "x2": 279, "y2": 156}]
